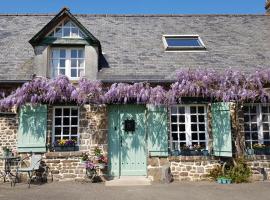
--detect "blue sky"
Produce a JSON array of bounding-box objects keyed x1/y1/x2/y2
[{"x1": 0, "y1": 0, "x2": 266, "y2": 14}]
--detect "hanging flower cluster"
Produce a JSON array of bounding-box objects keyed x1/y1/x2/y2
[
  {"x1": 170, "y1": 69, "x2": 270, "y2": 103},
  {"x1": 0, "y1": 69, "x2": 270, "y2": 110}
]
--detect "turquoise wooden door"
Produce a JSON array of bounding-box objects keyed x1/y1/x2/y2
[{"x1": 108, "y1": 105, "x2": 147, "y2": 176}]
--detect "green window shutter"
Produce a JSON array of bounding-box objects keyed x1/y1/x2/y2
[
  {"x1": 147, "y1": 105, "x2": 168, "y2": 157},
  {"x1": 18, "y1": 104, "x2": 47, "y2": 153},
  {"x1": 211, "y1": 102, "x2": 232, "y2": 157}
]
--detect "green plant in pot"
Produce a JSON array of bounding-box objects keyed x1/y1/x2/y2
[{"x1": 2, "y1": 146, "x2": 11, "y2": 157}]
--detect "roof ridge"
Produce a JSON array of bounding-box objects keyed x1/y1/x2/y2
[{"x1": 0, "y1": 13, "x2": 267, "y2": 17}]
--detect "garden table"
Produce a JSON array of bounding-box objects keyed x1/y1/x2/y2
[{"x1": 0, "y1": 156, "x2": 20, "y2": 184}]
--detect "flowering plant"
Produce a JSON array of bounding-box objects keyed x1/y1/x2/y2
[
  {"x1": 85, "y1": 160, "x2": 95, "y2": 170},
  {"x1": 54, "y1": 139, "x2": 76, "y2": 146},
  {"x1": 252, "y1": 143, "x2": 266, "y2": 149}
]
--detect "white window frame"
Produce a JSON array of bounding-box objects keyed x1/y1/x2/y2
[
  {"x1": 243, "y1": 103, "x2": 270, "y2": 147},
  {"x1": 170, "y1": 104, "x2": 208, "y2": 151},
  {"x1": 48, "y1": 19, "x2": 85, "y2": 39},
  {"x1": 162, "y1": 35, "x2": 206, "y2": 52},
  {"x1": 52, "y1": 106, "x2": 80, "y2": 145},
  {"x1": 50, "y1": 47, "x2": 85, "y2": 80}
]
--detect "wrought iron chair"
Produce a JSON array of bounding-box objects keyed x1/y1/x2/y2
[{"x1": 15, "y1": 154, "x2": 42, "y2": 188}]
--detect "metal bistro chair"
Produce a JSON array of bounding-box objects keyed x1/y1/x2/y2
[{"x1": 15, "y1": 154, "x2": 42, "y2": 188}]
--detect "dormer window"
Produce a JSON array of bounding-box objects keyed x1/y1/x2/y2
[
  {"x1": 48, "y1": 19, "x2": 85, "y2": 38},
  {"x1": 51, "y1": 48, "x2": 85, "y2": 80},
  {"x1": 163, "y1": 35, "x2": 206, "y2": 51}
]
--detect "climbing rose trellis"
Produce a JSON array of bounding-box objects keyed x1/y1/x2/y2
[{"x1": 0, "y1": 69, "x2": 270, "y2": 109}]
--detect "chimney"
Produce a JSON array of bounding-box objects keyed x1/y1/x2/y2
[{"x1": 266, "y1": 0, "x2": 270, "y2": 14}]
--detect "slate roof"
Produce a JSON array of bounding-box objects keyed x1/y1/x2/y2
[{"x1": 0, "y1": 14, "x2": 270, "y2": 82}]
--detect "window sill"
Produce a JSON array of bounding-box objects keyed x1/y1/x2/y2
[
  {"x1": 245, "y1": 155, "x2": 270, "y2": 161},
  {"x1": 45, "y1": 151, "x2": 84, "y2": 159}
]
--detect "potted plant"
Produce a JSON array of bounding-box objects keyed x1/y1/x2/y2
[
  {"x1": 253, "y1": 143, "x2": 266, "y2": 155},
  {"x1": 181, "y1": 145, "x2": 190, "y2": 156},
  {"x1": 2, "y1": 146, "x2": 11, "y2": 157},
  {"x1": 81, "y1": 152, "x2": 89, "y2": 163},
  {"x1": 54, "y1": 139, "x2": 76, "y2": 151},
  {"x1": 246, "y1": 147, "x2": 254, "y2": 155},
  {"x1": 191, "y1": 144, "x2": 203, "y2": 156}
]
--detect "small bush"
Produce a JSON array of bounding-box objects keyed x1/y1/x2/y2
[
  {"x1": 208, "y1": 158, "x2": 252, "y2": 183},
  {"x1": 208, "y1": 165, "x2": 223, "y2": 180},
  {"x1": 227, "y1": 158, "x2": 252, "y2": 183}
]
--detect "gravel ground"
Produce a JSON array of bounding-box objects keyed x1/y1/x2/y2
[{"x1": 0, "y1": 181, "x2": 270, "y2": 200}]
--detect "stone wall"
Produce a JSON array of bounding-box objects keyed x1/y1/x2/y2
[
  {"x1": 0, "y1": 104, "x2": 108, "y2": 182},
  {"x1": 246, "y1": 155, "x2": 270, "y2": 181},
  {"x1": 0, "y1": 113, "x2": 18, "y2": 156},
  {"x1": 148, "y1": 156, "x2": 220, "y2": 182}
]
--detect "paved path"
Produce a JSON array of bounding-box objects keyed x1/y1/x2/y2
[{"x1": 0, "y1": 181, "x2": 270, "y2": 200}]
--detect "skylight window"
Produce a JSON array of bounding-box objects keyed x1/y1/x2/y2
[
  {"x1": 163, "y1": 35, "x2": 206, "y2": 51},
  {"x1": 48, "y1": 19, "x2": 85, "y2": 38}
]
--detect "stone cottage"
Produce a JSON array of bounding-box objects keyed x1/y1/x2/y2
[{"x1": 1, "y1": 2, "x2": 270, "y2": 183}]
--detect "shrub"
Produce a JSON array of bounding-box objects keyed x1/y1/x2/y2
[
  {"x1": 227, "y1": 158, "x2": 252, "y2": 183},
  {"x1": 208, "y1": 165, "x2": 223, "y2": 180}
]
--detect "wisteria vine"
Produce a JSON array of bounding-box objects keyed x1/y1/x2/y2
[{"x1": 0, "y1": 69, "x2": 270, "y2": 110}]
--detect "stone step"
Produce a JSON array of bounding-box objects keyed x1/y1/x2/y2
[{"x1": 105, "y1": 176, "x2": 152, "y2": 186}]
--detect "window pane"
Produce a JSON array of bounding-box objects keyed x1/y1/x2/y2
[
  {"x1": 250, "y1": 115, "x2": 257, "y2": 122},
  {"x1": 55, "y1": 27, "x2": 62, "y2": 37},
  {"x1": 71, "y1": 127, "x2": 78, "y2": 135},
  {"x1": 79, "y1": 69, "x2": 85, "y2": 77},
  {"x1": 63, "y1": 108, "x2": 70, "y2": 116},
  {"x1": 190, "y1": 106, "x2": 196, "y2": 114},
  {"x1": 172, "y1": 124, "x2": 177, "y2": 132},
  {"x1": 263, "y1": 123, "x2": 269, "y2": 131},
  {"x1": 71, "y1": 50, "x2": 77, "y2": 58},
  {"x1": 199, "y1": 133, "x2": 205, "y2": 140},
  {"x1": 71, "y1": 69, "x2": 77, "y2": 77},
  {"x1": 60, "y1": 59, "x2": 65, "y2": 67},
  {"x1": 250, "y1": 106, "x2": 257, "y2": 113},
  {"x1": 178, "y1": 107, "x2": 185, "y2": 114},
  {"x1": 262, "y1": 106, "x2": 269, "y2": 113},
  {"x1": 71, "y1": 117, "x2": 78, "y2": 125},
  {"x1": 245, "y1": 132, "x2": 250, "y2": 140},
  {"x1": 191, "y1": 115, "x2": 197, "y2": 122},
  {"x1": 55, "y1": 108, "x2": 62, "y2": 116},
  {"x1": 179, "y1": 115, "x2": 185, "y2": 123},
  {"x1": 63, "y1": 117, "x2": 70, "y2": 125},
  {"x1": 71, "y1": 108, "x2": 78, "y2": 116},
  {"x1": 166, "y1": 38, "x2": 201, "y2": 47},
  {"x1": 262, "y1": 115, "x2": 268, "y2": 122},
  {"x1": 180, "y1": 133, "x2": 186, "y2": 140},
  {"x1": 55, "y1": 118, "x2": 61, "y2": 126},
  {"x1": 63, "y1": 28, "x2": 70, "y2": 37},
  {"x1": 60, "y1": 49, "x2": 66, "y2": 58},
  {"x1": 63, "y1": 127, "x2": 69, "y2": 135},
  {"x1": 71, "y1": 28, "x2": 78, "y2": 37},
  {"x1": 192, "y1": 133, "x2": 198, "y2": 140},
  {"x1": 191, "y1": 124, "x2": 197, "y2": 131},
  {"x1": 251, "y1": 124, "x2": 258, "y2": 131},
  {"x1": 71, "y1": 59, "x2": 77, "y2": 68},
  {"x1": 171, "y1": 115, "x2": 177, "y2": 123},
  {"x1": 198, "y1": 115, "x2": 205, "y2": 122},
  {"x1": 172, "y1": 133, "x2": 178, "y2": 140},
  {"x1": 51, "y1": 49, "x2": 59, "y2": 58},
  {"x1": 199, "y1": 124, "x2": 205, "y2": 131},
  {"x1": 171, "y1": 106, "x2": 177, "y2": 114},
  {"x1": 264, "y1": 132, "x2": 270, "y2": 140},
  {"x1": 198, "y1": 106, "x2": 204, "y2": 113},
  {"x1": 59, "y1": 69, "x2": 65, "y2": 75},
  {"x1": 179, "y1": 124, "x2": 185, "y2": 132},
  {"x1": 79, "y1": 59, "x2": 84, "y2": 68},
  {"x1": 78, "y1": 50, "x2": 84, "y2": 58},
  {"x1": 252, "y1": 132, "x2": 258, "y2": 140}
]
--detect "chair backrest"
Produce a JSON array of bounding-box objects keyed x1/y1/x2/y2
[{"x1": 30, "y1": 154, "x2": 42, "y2": 170}]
